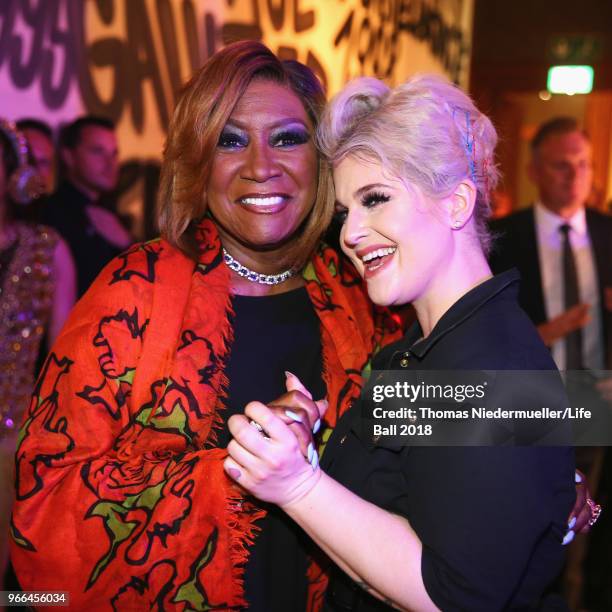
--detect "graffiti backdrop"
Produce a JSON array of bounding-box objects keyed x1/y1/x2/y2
[{"x1": 0, "y1": 0, "x2": 474, "y2": 237}]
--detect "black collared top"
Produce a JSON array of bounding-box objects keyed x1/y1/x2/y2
[{"x1": 321, "y1": 271, "x2": 575, "y2": 611}]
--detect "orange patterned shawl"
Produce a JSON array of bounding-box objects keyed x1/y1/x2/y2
[{"x1": 11, "y1": 219, "x2": 401, "y2": 611}]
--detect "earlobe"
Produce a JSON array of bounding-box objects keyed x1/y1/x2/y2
[{"x1": 449, "y1": 180, "x2": 477, "y2": 230}]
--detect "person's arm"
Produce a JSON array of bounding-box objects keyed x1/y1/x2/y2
[
  {"x1": 226, "y1": 398, "x2": 574, "y2": 611},
  {"x1": 47, "y1": 237, "x2": 76, "y2": 347},
  {"x1": 536, "y1": 303, "x2": 590, "y2": 346},
  {"x1": 225, "y1": 402, "x2": 438, "y2": 611}
]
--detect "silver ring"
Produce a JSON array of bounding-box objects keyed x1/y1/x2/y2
[
  {"x1": 249, "y1": 419, "x2": 269, "y2": 439},
  {"x1": 587, "y1": 498, "x2": 602, "y2": 527}
]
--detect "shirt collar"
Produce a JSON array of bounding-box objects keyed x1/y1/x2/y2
[
  {"x1": 534, "y1": 201, "x2": 587, "y2": 237},
  {"x1": 401, "y1": 269, "x2": 521, "y2": 359}
]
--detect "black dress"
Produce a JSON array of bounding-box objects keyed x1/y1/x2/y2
[
  {"x1": 221, "y1": 287, "x2": 326, "y2": 611},
  {"x1": 321, "y1": 271, "x2": 575, "y2": 611}
]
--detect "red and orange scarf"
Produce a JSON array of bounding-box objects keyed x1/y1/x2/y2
[{"x1": 11, "y1": 219, "x2": 401, "y2": 610}]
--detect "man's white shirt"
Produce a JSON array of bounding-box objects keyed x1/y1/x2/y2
[{"x1": 534, "y1": 202, "x2": 603, "y2": 370}]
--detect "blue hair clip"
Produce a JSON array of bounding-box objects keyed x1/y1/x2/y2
[{"x1": 464, "y1": 110, "x2": 477, "y2": 182}]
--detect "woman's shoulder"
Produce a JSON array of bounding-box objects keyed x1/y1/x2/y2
[{"x1": 463, "y1": 298, "x2": 555, "y2": 369}]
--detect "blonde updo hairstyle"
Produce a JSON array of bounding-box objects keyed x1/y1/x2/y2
[
  {"x1": 317, "y1": 74, "x2": 499, "y2": 254},
  {"x1": 157, "y1": 40, "x2": 332, "y2": 268}
]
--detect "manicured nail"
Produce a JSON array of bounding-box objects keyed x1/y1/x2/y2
[
  {"x1": 285, "y1": 410, "x2": 303, "y2": 423},
  {"x1": 310, "y1": 451, "x2": 319, "y2": 470},
  {"x1": 562, "y1": 530, "x2": 575, "y2": 546},
  {"x1": 575, "y1": 472, "x2": 583, "y2": 483},
  {"x1": 313, "y1": 419, "x2": 321, "y2": 434},
  {"x1": 227, "y1": 468, "x2": 241, "y2": 480},
  {"x1": 307, "y1": 443, "x2": 314, "y2": 462},
  {"x1": 568, "y1": 516, "x2": 576, "y2": 529}
]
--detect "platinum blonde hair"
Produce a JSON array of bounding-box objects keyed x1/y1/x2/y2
[{"x1": 317, "y1": 74, "x2": 499, "y2": 254}]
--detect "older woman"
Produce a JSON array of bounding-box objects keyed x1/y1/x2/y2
[
  {"x1": 9, "y1": 43, "x2": 400, "y2": 610},
  {"x1": 225, "y1": 76, "x2": 580, "y2": 610}
]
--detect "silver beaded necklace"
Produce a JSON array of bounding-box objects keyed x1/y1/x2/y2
[{"x1": 222, "y1": 248, "x2": 295, "y2": 285}]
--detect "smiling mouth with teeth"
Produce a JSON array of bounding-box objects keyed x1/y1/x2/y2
[
  {"x1": 240, "y1": 196, "x2": 287, "y2": 206},
  {"x1": 361, "y1": 247, "x2": 397, "y2": 271}
]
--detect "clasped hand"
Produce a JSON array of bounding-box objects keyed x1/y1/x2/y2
[{"x1": 224, "y1": 372, "x2": 327, "y2": 508}]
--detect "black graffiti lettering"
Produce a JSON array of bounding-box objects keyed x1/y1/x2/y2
[
  {"x1": 156, "y1": 0, "x2": 182, "y2": 104},
  {"x1": 398, "y1": 0, "x2": 424, "y2": 37},
  {"x1": 222, "y1": 0, "x2": 262, "y2": 44},
  {"x1": 334, "y1": 9, "x2": 353, "y2": 47},
  {"x1": 75, "y1": 0, "x2": 125, "y2": 123},
  {"x1": 266, "y1": 0, "x2": 284, "y2": 31},
  {"x1": 277, "y1": 46, "x2": 298, "y2": 61},
  {"x1": 40, "y1": 0, "x2": 74, "y2": 109},
  {"x1": 294, "y1": 0, "x2": 314, "y2": 33},
  {"x1": 222, "y1": 22, "x2": 262, "y2": 44},
  {"x1": 204, "y1": 12, "x2": 217, "y2": 61},
  {"x1": 396, "y1": 0, "x2": 466, "y2": 81},
  {"x1": 0, "y1": 0, "x2": 76, "y2": 109},
  {"x1": 77, "y1": 0, "x2": 217, "y2": 131},
  {"x1": 0, "y1": 2, "x2": 17, "y2": 66},
  {"x1": 125, "y1": 0, "x2": 169, "y2": 132},
  {"x1": 8, "y1": 0, "x2": 47, "y2": 89},
  {"x1": 376, "y1": 0, "x2": 394, "y2": 23},
  {"x1": 331, "y1": 0, "x2": 467, "y2": 84},
  {"x1": 357, "y1": 17, "x2": 373, "y2": 66},
  {"x1": 182, "y1": 0, "x2": 200, "y2": 72},
  {"x1": 262, "y1": 0, "x2": 314, "y2": 33},
  {"x1": 373, "y1": 27, "x2": 397, "y2": 78},
  {"x1": 443, "y1": 29, "x2": 465, "y2": 83},
  {"x1": 426, "y1": 12, "x2": 444, "y2": 56}
]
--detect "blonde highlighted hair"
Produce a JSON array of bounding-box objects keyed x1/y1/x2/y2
[
  {"x1": 157, "y1": 40, "x2": 332, "y2": 267},
  {"x1": 317, "y1": 74, "x2": 499, "y2": 254}
]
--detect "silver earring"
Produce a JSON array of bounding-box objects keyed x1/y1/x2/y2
[{"x1": 453, "y1": 220, "x2": 462, "y2": 229}]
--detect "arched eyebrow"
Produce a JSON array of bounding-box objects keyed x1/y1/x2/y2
[
  {"x1": 224, "y1": 118, "x2": 310, "y2": 131},
  {"x1": 353, "y1": 182, "x2": 391, "y2": 199}
]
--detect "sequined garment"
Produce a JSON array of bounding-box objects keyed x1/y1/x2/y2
[{"x1": 0, "y1": 223, "x2": 57, "y2": 438}]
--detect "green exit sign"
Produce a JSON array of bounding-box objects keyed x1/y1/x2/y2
[{"x1": 547, "y1": 66, "x2": 594, "y2": 95}]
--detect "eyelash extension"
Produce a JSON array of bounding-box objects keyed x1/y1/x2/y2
[
  {"x1": 217, "y1": 131, "x2": 248, "y2": 148},
  {"x1": 272, "y1": 129, "x2": 310, "y2": 147},
  {"x1": 362, "y1": 191, "x2": 390, "y2": 207}
]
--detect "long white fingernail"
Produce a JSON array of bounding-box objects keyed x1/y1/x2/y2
[
  {"x1": 311, "y1": 451, "x2": 319, "y2": 470},
  {"x1": 568, "y1": 516, "x2": 577, "y2": 529},
  {"x1": 575, "y1": 472, "x2": 583, "y2": 483},
  {"x1": 285, "y1": 410, "x2": 303, "y2": 423},
  {"x1": 307, "y1": 443, "x2": 314, "y2": 462},
  {"x1": 562, "y1": 530, "x2": 575, "y2": 546},
  {"x1": 313, "y1": 419, "x2": 321, "y2": 434}
]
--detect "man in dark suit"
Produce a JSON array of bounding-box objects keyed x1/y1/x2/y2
[
  {"x1": 490, "y1": 117, "x2": 612, "y2": 368},
  {"x1": 43, "y1": 116, "x2": 132, "y2": 296},
  {"x1": 489, "y1": 116, "x2": 612, "y2": 610}
]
